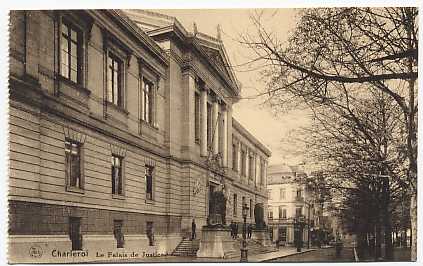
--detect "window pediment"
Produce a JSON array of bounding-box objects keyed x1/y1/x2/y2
[{"x1": 102, "y1": 28, "x2": 133, "y2": 66}]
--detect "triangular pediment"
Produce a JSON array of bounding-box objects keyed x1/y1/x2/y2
[{"x1": 197, "y1": 41, "x2": 237, "y2": 89}]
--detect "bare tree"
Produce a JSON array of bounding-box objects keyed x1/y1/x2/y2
[
  {"x1": 242, "y1": 7, "x2": 418, "y2": 259},
  {"x1": 299, "y1": 90, "x2": 406, "y2": 259}
]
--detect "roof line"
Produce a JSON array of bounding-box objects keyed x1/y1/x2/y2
[{"x1": 232, "y1": 118, "x2": 272, "y2": 157}]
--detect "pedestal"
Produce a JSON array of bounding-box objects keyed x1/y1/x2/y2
[
  {"x1": 251, "y1": 228, "x2": 273, "y2": 246},
  {"x1": 196, "y1": 226, "x2": 236, "y2": 258}
]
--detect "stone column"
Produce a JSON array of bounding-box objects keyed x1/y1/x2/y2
[
  {"x1": 183, "y1": 73, "x2": 196, "y2": 156},
  {"x1": 245, "y1": 149, "x2": 249, "y2": 183},
  {"x1": 200, "y1": 88, "x2": 208, "y2": 156},
  {"x1": 258, "y1": 159, "x2": 261, "y2": 186},
  {"x1": 254, "y1": 155, "x2": 258, "y2": 187},
  {"x1": 222, "y1": 106, "x2": 228, "y2": 167},
  {"x1": 252, "y1": 153, "x2": 256, "y2": 184},
  {"x1": 238, "y1": 142, "x2": 241, "y2": 176},
  {"x1": 212, "y1": 98, "x2": 219, "y2": 155},
  {"x1": 264, "y1": 160, "x2": 268, "y2": 188},
  {"x1": 154, "y1": 76, "x2": 159, "y2": 128}
]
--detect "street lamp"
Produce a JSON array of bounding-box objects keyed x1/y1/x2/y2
[
  {"x1": 294, "y1": 216, "x2": 305, "y2": 252},
  {"x1": 306, "y1": 202, "x2": 313, "y2": 249},
  {"x1": 240, "y1": 203, "x2": 249, "y2": 262}
]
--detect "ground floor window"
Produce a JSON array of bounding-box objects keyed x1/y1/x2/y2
[
  {"x1": 269, "y1": 227, "x2": 274, "y2": 241},
  {"x1": 69, "y1": 217, "x2": 82, "y2": 250},
  {"x1": 113, "y1": 220, "x2": 124, "y2": 248},
  {"x1": 279, "y1": 227, "x2": 287, "y2": 242},
  {"x1": 146, "y1": 221, "x2": 154, "y2": 246}
]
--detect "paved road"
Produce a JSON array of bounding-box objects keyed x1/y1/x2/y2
[
  {"x1": 357, "y1": 247, "x2": 411, "y2": 262},
  {"x1": 269, "y1": 247, "x2": 355, "y2": 262}
]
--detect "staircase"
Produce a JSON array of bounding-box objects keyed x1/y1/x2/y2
[{"x1": 172, "y1": 238, "x2": 200, "y2": 256}]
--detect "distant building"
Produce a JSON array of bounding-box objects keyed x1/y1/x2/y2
[{"x1": 267, "y1": 164, "x2": 315, "y2": 246}]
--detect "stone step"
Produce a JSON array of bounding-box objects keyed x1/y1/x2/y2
[{"x1": 172, "y1": 238, "x2": 201, "y2": 256}]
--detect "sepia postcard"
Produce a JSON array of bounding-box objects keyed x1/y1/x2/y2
[{"x1": 5, "y1": 3, "x2": 419, "y2": 264}]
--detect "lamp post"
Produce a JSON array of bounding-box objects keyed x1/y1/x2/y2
[
  {"x1": 307, "y1": 203, "x2": 312, "y2": 249},
  {"x1": 294, "y1": 216, "x2": 305, "y2": 252},
  {"x1": 240, "y1": 203, "x2": 249, "y2": 262}
]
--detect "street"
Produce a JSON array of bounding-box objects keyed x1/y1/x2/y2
[{"x1": 269, "y1": 248, "x2": 355, "y2": 262}]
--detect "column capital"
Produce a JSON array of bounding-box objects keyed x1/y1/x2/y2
[
  {"x1": 220, "y1": 101, "x2": 229, "y2": 111},
  {"x1": 215, "y1": 96, "x2": 222, "y2": 104}
]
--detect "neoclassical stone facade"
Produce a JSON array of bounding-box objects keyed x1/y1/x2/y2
[{"x1": 8, "y1": 9, "x2": 271, "y2": 263}]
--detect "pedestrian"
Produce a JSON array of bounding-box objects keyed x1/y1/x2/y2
[
  {"x1": 231, "y1": 221, "x2": 236, "y2": 239},
  {"x1": 230, "y1": 221, "x2": 234, "y2": 239},
  {"x1": 248, "y1": 224, "x2": 252, "y2": 239},
  {"x1": 191, "y1": 218, "x2": 196, "y2": 240}
]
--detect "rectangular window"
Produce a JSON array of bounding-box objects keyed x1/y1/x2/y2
[
  {"x1": 233, "y1": 194, "x2": 237, "y2": 216},
  {"x1": 279, "y1": 188, "x2": 286, "y2": 200},
  {"x1": 282, "y1": 209, "x2": 287, "y2": 219},
  {"x1": 65, "y1": 139, "x2": 82, "y2": 189},
  {"x1": 207, "y1": 103, "x2": 212, "y2": 150},
  {"x1": 69, "y1": 217, "x2": 82, "y2": 250},
  {"x1": 242, "y1": 196, "x2": 246, "y2": 211},
  {"x1": 268, "y1": 209, "x2": 273, "y2": 219},
  {"x1": 249, "y1": 199, "x2": 253, "y2": 218},
  {"x1": 111, "y1": 155, "x2": 123, "y2": 196},
  {"x1": 218, "y1": 112, "x2": 223, "y2": 154},
  {"x1": 232, "y1": 143, "x2": 238, "y2": 171},
  {"x1": 107, "y1": 52, "x2": 123, "y2": 107},
  {"x1": 113, "y1": 220, "x2": 124, "y2": 248},
  {"x1": 241, "y1": 150, "x2": 246, "y2": 177},
  {"x1": 145, "y1": 165, "x2": 154, "y2": 201},
  {"x1": 194, "y1": 92, "x2": 200, "y2": 143},
  {"x1": 295, "y1": 207, "x2": 302, "y2": 218},
  {"x1": 278, "y1": 206, "x2": 283, "y2": 219},
  {"x1": 60, "y1": 21, "x2": 81, "y2": 83},
  {"x1": 142, "y1": 78, "x2": 154, "y2": 125},
  {"x1": 249, "y1": 155, "x2": 254, "y2": 179},
  {"x1": 146, "y1": 221, "x2": 154, "y2": 246},
  {"x1": 296, "y1": 189, "x2": 303, "y2": 201},
  {"x1": 260, "y1": 161, "x2": 265, "y2": 186},
  {"x1": 279, "y1": 227, "x2": 287, "y2": 242}
]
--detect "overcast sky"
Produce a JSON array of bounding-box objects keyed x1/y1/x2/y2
[{"x1": 156, "y1": 9, "x2": 310, "y2": 165}]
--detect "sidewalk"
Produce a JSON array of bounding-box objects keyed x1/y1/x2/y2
[
  {"x1": 251, "y1": 247, "x2": 315, "y2": 262},
  {"x1": 92, "y1": 247, "x2": 315, "y2": 263}
]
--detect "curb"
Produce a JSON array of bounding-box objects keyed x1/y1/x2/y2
[{"x1": 260, "y1": 249, "x2": 316, "y2": 262}]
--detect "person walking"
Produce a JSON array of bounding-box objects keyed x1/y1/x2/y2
[
  {"x1": 191, "y1": 219, "x2": 196, "y2": 240},
  {"x1": 230, "y1": 221, "x2": 235, "y2": 239},
  {"x1": 247, "y1": 224, "x2": 252, "y2": 239}
]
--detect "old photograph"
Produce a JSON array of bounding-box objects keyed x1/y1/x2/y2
[{"x1": 7, "y1": 6, "x2": 418, "y2": 264}]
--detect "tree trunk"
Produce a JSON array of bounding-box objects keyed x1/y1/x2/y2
[
  {"x1": 383, "y1": 176, "x2": 393, "y2": 260},
  {"x1": 410, "y1": 193, "x2": 417, "y2": 260},
  {"x1": 405, "y1": 7, "x2": 417, "y2": 260},
  {"x1": 375, "y1": 223, "x2": 382, "y2": 260}
]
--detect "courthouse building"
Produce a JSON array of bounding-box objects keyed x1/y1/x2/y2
[{"x1": 8, "y1": 10, "x2": 270, "y2": 263}]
